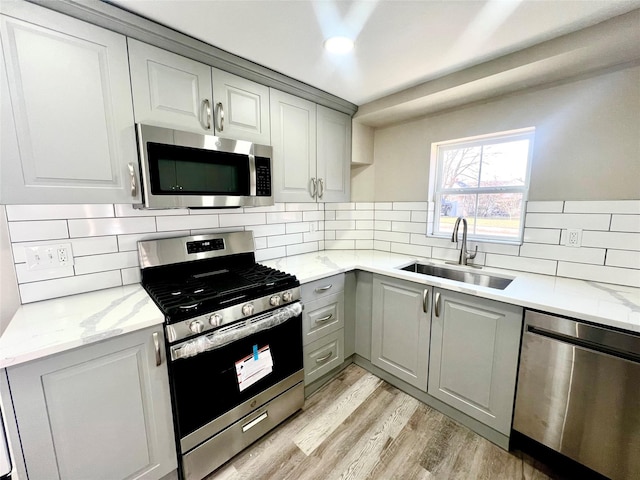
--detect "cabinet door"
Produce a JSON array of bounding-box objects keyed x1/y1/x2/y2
[
  {"x1": 270, "y1": 88, "x2": 317, "y2": 203},
  {"x1": 0, "y1": 3, "x2": 140, "y2": 204},
  {"x1": 428, "y1": 289, "x2": 523, "y2": 434},
  {"x1": 212, "y1": 68, "x2": 270, "y2": 144},
  {"x1": 128, "y1": 38, "x2": 213, "y2": 134},
  {"x1": 316, "y1": 105, "x2": 351, "y2": 202},
  {"x1": 371, "y1": 276, "x2": 430, "y2": 390},
  {"x1": 7, "y1": 327, "x2": 176, "y2": 480}
]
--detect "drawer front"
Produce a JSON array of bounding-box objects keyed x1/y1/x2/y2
[
  {"x1": 301, "y1": 274, "x2": 345, "y2": 301},
  {"x1": 303, "y1": 329, "x2": 344, "y2": 384},
  {"x1": 303, "y1": 292, "x2": 344, "y2": 346}
]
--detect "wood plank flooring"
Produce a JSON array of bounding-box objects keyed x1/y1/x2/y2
[{"x1": 205, "y1": 365, "x2": 581, "y2": 480}]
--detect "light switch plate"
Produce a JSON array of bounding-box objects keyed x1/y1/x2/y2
[{"x1": 25, "y1": 243, "x2": 74, "y2": 270}]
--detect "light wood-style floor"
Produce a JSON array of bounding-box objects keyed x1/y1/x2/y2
[{"x1": 205, "y1": 364, "x2": 574, "y2": 480}]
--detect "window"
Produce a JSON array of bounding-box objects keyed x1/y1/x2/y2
[{"x1": 432, "y1": 128, "x2": 534, "y2": 243}]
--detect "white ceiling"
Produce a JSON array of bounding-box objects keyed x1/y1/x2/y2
[{"x1": 111, "y1": 0, "x2": 640, "y2": 106}]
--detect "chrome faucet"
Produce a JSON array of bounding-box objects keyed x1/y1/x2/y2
[{"x1": 451, "y1": 217, "x2": 478, "y2": 266}]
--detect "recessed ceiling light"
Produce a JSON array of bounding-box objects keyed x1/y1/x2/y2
[{"x1": 324, "y1": 36, "x2": 354, "y2": 54}]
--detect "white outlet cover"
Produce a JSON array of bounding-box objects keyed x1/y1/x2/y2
[
  {"x1": 25, "y1": 243, "x2": 74, "y2": 270},
  {"x1": 566, "y1": 229, "x2": 582, "y2": 247}
]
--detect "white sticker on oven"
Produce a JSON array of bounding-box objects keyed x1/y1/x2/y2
[{"x1": 235, "y1": 345, "x2": 273, "y2": 392}]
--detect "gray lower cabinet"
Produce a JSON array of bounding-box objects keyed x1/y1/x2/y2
[
  {"x1": 428, "y1": 288, "x2": 523, "y2": 435},
  {"x1": 6, "y1": 326, "x2": 176, "y2": 480},
  {"x1": 371, "y1": 275, "x2": 430, "y2": 391}
]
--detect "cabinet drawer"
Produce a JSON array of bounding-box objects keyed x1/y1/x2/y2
[
  {"x1": 303, "y1": 329, "x2": 344, "y2": 385},
  {"x1": 303, "y1": 292, "x2": 344, "y2": 345},
  {"x1": 301, "y1": 274, "x2": 345, "y2": 301}
]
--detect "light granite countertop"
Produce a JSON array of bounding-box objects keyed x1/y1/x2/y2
[{"x1": 1, "y1": 250, "x2": 638, "y2": 369}]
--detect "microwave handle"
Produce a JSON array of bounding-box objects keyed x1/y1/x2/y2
[
  {"x1": 128, "y1": 163, "x2": 137, "y2": 198},
  {"x1": 309, "y1": 178, "x2": 317, "y2": 199}
]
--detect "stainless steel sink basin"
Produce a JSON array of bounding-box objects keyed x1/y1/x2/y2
[{"x1": 399, "y1": 263, "x2": 513, "y2": 290}]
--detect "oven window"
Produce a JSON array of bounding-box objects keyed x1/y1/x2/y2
[
  {"x1": 169, "y1": 314, "x2": 302, "y2": 439},
  {"x1": 147, "y1": 143, "x2": 250, "y2": 195}
]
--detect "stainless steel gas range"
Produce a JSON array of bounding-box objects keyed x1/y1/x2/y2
[{"x1": 138, "y1": 232, "x2": 303, "y2": 480}]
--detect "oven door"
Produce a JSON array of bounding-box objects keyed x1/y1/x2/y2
[{"x1": 168, "y1": 303, "x2": 303, "y2": 452}]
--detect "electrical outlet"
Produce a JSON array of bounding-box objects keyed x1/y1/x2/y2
[
  {"x1": 25, "y1": 243, "x2": 74, "y2": 270},
  {"x1": 566, "y1": 229, "x2": 582, "y2": 247}
]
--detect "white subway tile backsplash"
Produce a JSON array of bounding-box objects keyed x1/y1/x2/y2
[
  {"x1": 356, "y1": 220, "x2": 374, "y2": 230},
  {"x1": 7, "y1": 204, "x2": 114, "y2": 221},
  {"x1": 156, "y1": 214, "x2": 219, "y2": 231},
  {"x1": 335, "y1": 210, "x2": 374, "y2": 220},
  {"x1": 392, "y1": 222, "x2": 426, "y2": 234},
  {"x1": 285, "y1": 222, "x2": 310, "y2": 234},
  {"x1": 15, "y1": 264, "x2": 75, "y2": 284},
  {"x1": 557, "y1": 262, "x2": 640, "y2": 288},
  {"x1": 563, "y1": 200, "x2": 640, "y2": 214},
  {"x1": 190, "y1": 227, "x2": 244, "y2": 236},
  {"x1": 117, "y1": 231, "x2": 190, "y2": 252},
  {"x1": 375, "y1": 210, "x2": 411, "y2": 222},
  {"x1": 411, "y1": 211, "x2": 428, "y2": 223},
  {"x1": 325, "y1": 240, "x2": 356, "y2": 250},
  {"x1": 248, "y1": 224, "x2": 286, "y2": 237},
  {"x1": 121, "y1": 267, "x2": 141, "y2": 285},
  {"x1": 266, "y1": 212, "x2": 302, "y2": 224},
  {"x1": 431, "y1": 247, "x2": 463, "y2": 263},
  {"x1": 524, "y1": 228, "x2": 561, "y2": 245},
  {"x1": 74, "y1": 251, "x2": 139, "y2": 275},
  {"x1": 474, "y1": 242, "x2": 520, "y2": 256},
  {"x1": 526, "y1": 201, "x2": 564, "y2": 213},
  {"x1": 374, "y1": 203, "x2": 393, "y2": 210},
  {"x1": 244, "y1": 204, "x2": 286, "y2": 213},
  {"x1": 374, "y1": 220, "x2": 391, "y2": 231},
  {"x1": 286, "y1": 242, "x2": 318, "y2": 256},
  {"x1": 302, "y1": 211, "x2": 324, "y2": 222},
  {"x1": 606, "y1": 250, "x2": 640, "y2": 269},
  {"x1": 375, "y1": 231, "x2": 410, "y2": 244},
  {"x1": 255, "y1": 246, "x2": 286, "y2": 262},
  {"x1": 390, "y1": 243, "x2": 432, "y2": 258},
  {"x1": 324, "y1": 230, "x2": 336, "y2": 240},
  {"x1": 393, "y1": 202, "x2": 428, "y2": 211},
  {"x1": 581, "y1": 231, "x2": 640, "y2": 251},
  {"x1": 325, "y1": 210, "x2": 336, "y2": 221},
  {"x1": 410, "y1": 234, "x2": 430, "y2": 246},
  {"x1": 335, "y1": 230, "x2": 373, "y2": 240},
  {"x1": 325, "y1": 220, "x2": 356, "y2": 230},
  {"x1": 9, "y1": 220, "x2": 69, "y2": 242},
  {"x1": 188, "y1": 207, "x2": 243, "y2": 215},
  {"x1": 254, "y1": 237, "x2": 268, "y2": 249},
  {"x1": 373, "y1": 240, "x2": 391, "y2": 251},
  {"x1": 285, "y1": 203, "x2": 319, "y2": 211},
  {"x1": 356, "y1": 240, "x2": 374, "y2": 249},
  {"x1": 525, "y1": 213, "x2": 610, "y2": 230},
  {"x1": 486, "y1": 254, "x2": 557, "y2": 275},
  {"x1": 68, "y1": 217, "x2": 155, "y2": 237},
  {"x1": 520, "y1": 244, "x2": 605, "y2": 265},
  {"x1": 114, "y1": 204, "x2": 186, "y2": 217},
  {"x1": 610, "y1": 215, "x2": 640, "y2": 233},
  {"x1": 325, "y1": 203, "x2": 355, "y2": 211},
  {"x1": 303, "y1": 231, "x2": 323, "y2": 242},
  {"x1": 267, "y1": 233, "x2": 303, "y2": 248},
  {"x1": 220, "y1": 213, "x2": 266, "y2": 227},
  {"x1": 356, "y1": 202, "x2": 375, "y2": 210},
  {"x1": 19, "y1": 271, "x2": 122, "y2": 303}
]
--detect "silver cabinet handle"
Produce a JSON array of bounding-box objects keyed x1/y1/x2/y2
[
  {"x1": 215, "y1": 102, "x2": 224, "y2": 131},
  {"x1": 315, "y1": 284, "x2": 332, "y2": 292},
  {"x1": 318, "y1": 178, "x2": 324, "y2": 199},
  {"x1": 316, "y1": 351, "x2": 333, "y2": 363},
  {"x1": 128, "y1": 163, "x2": 137, "y2": 198},
  {"x1": 153, "y1": 332, "x2": 161, "y2": 366},
  {"x1": 434, "y1": 292, "x2": 441, "y2": 317},
  {"x1": 422, "y1": 289, "x2": 429, "y2": 313},
  {"x1": 309, "y1": 177, "x2": 317, "y2": 199},
  {"x1": 315, "y1": 313, "x2": 333, "y2": 324},
  {"x1": 203, "y1": 99, "x2": 212, "y2": 130},
  {"x1": 242, "y1": 411, "x2": 268, "y2": 433}
]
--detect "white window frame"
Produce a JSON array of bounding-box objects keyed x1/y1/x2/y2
[{"x1": 431, "y1": 127, "x2": 535, "y2": 244}]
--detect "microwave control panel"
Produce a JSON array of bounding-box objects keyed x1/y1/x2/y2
[{"x1": 255, "y1": 157, "x2": 272, "y2": 197}]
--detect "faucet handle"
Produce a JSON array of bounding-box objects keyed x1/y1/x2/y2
[{"x1": 467, "y1": 245, "x2": 478, "y2": 260}]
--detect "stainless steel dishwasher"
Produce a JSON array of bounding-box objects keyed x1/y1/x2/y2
[{"x1": 514, "y1": 310, "x2": 640, "y2": 480}]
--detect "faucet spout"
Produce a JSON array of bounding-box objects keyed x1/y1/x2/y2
[{"x1": 451, "y1": 216, "x2": 478, "y2": 266}]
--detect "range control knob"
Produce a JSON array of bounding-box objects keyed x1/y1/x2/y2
[
  {"x1": 209, "y1": 313, "x2": 223, "y2": 327},
  {"x1": 242, "y1": 303, "x2": 255, "y2": 316},
  {"x1": 269, "y1": 295, "x2": 281, "y2": 307},
  {"x1": 282, "y1": 291, "x2": 293, "y2": 302},
  {"x1": 189, "y1": 320, "x2": 204, "y2": 334}
]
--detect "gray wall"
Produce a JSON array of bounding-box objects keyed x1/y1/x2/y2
[
  {"x1": 353, "y1": 65, "x2": 640, "y2": 202},
  {"x1": 0, "y1": 205, "x2": 20, "y2": 334}
]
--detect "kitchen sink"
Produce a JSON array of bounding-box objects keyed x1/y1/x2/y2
[{"x1": 398, "y1": 263, "x2": 513, "y2": 290}]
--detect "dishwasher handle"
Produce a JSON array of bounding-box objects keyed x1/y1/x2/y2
[{"x1": 525, "y1": 311, "x2": 640, "y2": 363}]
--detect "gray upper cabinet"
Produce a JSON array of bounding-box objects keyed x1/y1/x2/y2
[
  {"x1": 6, "y1": 326, "x2": 176, "y2": 480},
  {"x1": 371, "y1": 275, "x2": 430, "y2": 390},
  {"x1": 271, "y1": 89, "x2": 351, "y2": 203},
  {"x1": 128, "y1": 39, "x2": 270, "y2": 144},
  {"x1": 0, "y1": 1, "x2": 141, "y2": 204},
  {"x1": 428, "y1": 288, "x2": 523, "y2": 435}
]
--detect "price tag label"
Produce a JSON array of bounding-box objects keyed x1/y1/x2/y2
[{"x1": 235, "y1": 345, "x2": 273, "y2": 392}]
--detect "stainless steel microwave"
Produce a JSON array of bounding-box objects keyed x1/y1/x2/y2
[{"x1": 135, "y1": 124, "x2": 273, "y2": 209}]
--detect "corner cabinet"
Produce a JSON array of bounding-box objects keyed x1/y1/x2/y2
[
  {"x1": 128, "y1": 39, "x2": 271, "y2": 144},
  {"x1": 371, "y1": 275, "x2": 430, "y2": 390},
  {"x1": 5, "y1": 326, "x2": 177, "y2": 480},
  {"x1": 0, "y1": 1, "x2": 141, "y2": 204},
  {"x1": 428, "y1": 288, "x2": 523, "y2": 435},
  {"x1": 270, "y1": 89, "x2": 351, "y2": 203}
]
